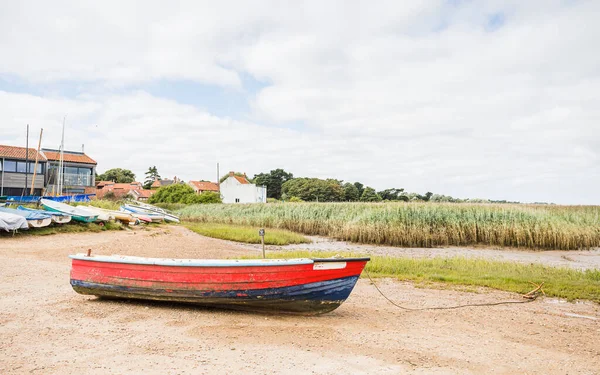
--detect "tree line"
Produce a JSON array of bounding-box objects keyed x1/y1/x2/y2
[
  {"x1": 252, "y1": 169, "x2": 432, "y2": 202},
  {"x1": 97, "y1": 166, "x2": 520, "y2": 204}
]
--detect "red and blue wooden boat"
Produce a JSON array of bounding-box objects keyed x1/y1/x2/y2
[{"x1": 69, "y1": 253, "x2": 370, "y2": 315}]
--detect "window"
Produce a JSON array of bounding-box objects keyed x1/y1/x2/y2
[
  {"x1": 65, "y1": 167, "x2": 79, "y2": 175},
  {"x1": 235, "y1": 198, "x2": 240, "y2": 203},
  {"x1": 4, "y1": 160, "x2": 16, "y2": 172},
  {"x1": 16, "y1": 161, "x2": 27, "y2": 173},
  {"x1": 27, "y1": 162, "x2": 43, "y2": 174}
]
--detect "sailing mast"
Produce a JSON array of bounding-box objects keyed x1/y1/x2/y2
[
  {"x1": 57, "y1": 116, "x2": 66, "y2": 196},
  {"x1": 30, "y1": 128, "x2": 43, "y2": 195}
]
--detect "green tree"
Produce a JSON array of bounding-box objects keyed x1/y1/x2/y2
[
  {"x1": 378, "y1": 188, "x2": 405, "y2": 201},
  {"x1": 353, "y1": 182, "x2": 365, "y2": 197},
  {"x1": 416, "y1": 192, "x2": 434, "y2": 202},
  {"x1": 253, "y1": 169, "x2": 294, "y2": 199},
  {"x1": 343, "y1": 182, "x2": 360, "y2": 201},
  {"x1": 281, "y1": 178, "x2": 345, "y2": 202},
  {"x1": 149, "y1": 184, "x2": 222, "y2": 204},
  {"x1": 143, "y1": 166, "x2": 161, "y2": 189},
  {"x1": 183, "y1": 191, "x2": 222, "y2": 204},
  {"x1": 97, "y1": 168, "x2": 136, "y2": 183},
  {"x1": 360, "y1": 187, "x2": 382, "y2": 202}
]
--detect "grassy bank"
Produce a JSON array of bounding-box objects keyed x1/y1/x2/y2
[
  {"x1": 254, "y1": 251, "x2": 600, "y2": 302},
  {"x1": 178, "y1": 202, "x2": 600, "y2": 250},
  {"x1": 184, "y1": 222, "x2": 310, "y2": 245}
]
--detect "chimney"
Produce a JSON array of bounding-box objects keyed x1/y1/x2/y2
[
  {"x1": 229, "y1": 171, "x2": 234, "y2": 177},
  {"x1": 82, "y1": 144, "x2": 85, "y2": 153},
  {"x1": 243, "y1": 172, "x2": 247, "y2": 178}
]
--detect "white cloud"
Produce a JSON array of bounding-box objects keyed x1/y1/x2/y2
[{"x1": 0, "y1": 1, "x2": 598, "y2": 204}]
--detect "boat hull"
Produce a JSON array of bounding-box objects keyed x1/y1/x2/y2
[
  {"x1": 40, "y1": 199, "x2": 97, "y2": 223},
  {"x1": 69, "y1": 255, "x2": 369, "y2": 315},
  {"x1": 43, "y1": 206, "x2": 96, "y2": 223},
  {"x1": 27, "y1": 217, "x2": 52, "y2": 228}
]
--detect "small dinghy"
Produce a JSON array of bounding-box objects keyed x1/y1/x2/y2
[
  {"x1": 18, "y1": 206, "x2": 72, "y2": 224},
  {"x1": 81, "y1": 206, "x2": 137, "y2": 226},
  {"x1": 69, "y1": 253, "x2": 370, "y2": 315},
  {"x1": 41, "y1": 198, "x2": 98, "y2": 223},
  {"x1": 124, "y1": 211, "x2": 153, "y2": 224},
  {"x1": 122, "y1": 203, "x2": 179, "y2": 223},
  {"x1": 0, "y1": 211, "x2": 29, "y2": 231},
  {"x1": 0, "y1": 206, "x2": 52, "y2": 228},
  {"x1": 121, "y1": 205, "x2": 164, "y2": 222}
]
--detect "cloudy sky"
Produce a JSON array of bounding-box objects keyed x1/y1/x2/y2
[{"x1": 0, "y1": 1, "x2": 598, "y2": 204}]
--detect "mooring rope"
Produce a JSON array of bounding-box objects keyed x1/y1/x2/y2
[{"x1": 364, "y1": 269, "x2": 538, "y2": 311}]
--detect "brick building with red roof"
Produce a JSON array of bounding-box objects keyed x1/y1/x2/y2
[{"x1": 188, "y1": 180, "x2": 219, "y2": 194}]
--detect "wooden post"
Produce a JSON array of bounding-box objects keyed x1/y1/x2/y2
[
  {"x1": 30, "y1": 128, "x2": 43, "y2": 195},
  {"x1": 259, "y1": 228, "x2": 265, "y2": 258}
]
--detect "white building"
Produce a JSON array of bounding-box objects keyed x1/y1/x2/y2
[{"x1": 220, "y1": 172, "x2": 267, "y2": 203}]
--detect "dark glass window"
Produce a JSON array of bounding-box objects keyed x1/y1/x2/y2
[
  {"x1": 65, "y1": 167, "x2": 78, "y2": 174},
  {"x1": 16, "y1": 161, "x2": 27, "y2": 173},
  {"x1": 4, "y1": 160, "x2": 17, "y2": 172},
  {"x1": 27, "y1": 162, "x2": 44, "y2": 174}
]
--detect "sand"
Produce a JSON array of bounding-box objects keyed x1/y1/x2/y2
[{"x1": 1, "y1": 225, "x2": 599, "y2": 374}]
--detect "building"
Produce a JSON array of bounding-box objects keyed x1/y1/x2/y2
[
  {"x1": 151, "y1": 176, "x2": 181, "y2": 190},
  {"x1": 96, "y1": 181, "x2": 155, "y2": 201},
  {"x1": 42, "y1": 148, "x2": 97, "y2": 195},
  {"x1": 128, "y1": 188, "x2": 155, "y2": 201},
  {"x1": 220, "y1": 172, "x2": 266, "y2": 203},
  {"x1": 0, "y1": 145, "x2": 47, "y2": 196},
  {"x1": 188, "y1": 180, "x2": 219, "y2": 194}
]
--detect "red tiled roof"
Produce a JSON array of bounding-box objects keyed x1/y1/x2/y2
[
  {"x1": 234, "y1": 175, "x2": 250, "y2": 184},
  {"x1": 96, "y1": 180, "x2": 113, "y2": 187},
  {"x1": 0, "y1": 145, "x2": 47, "y2": 161},
  {"x1": 189, "y1": 181, "x2": 219, "y2": 192},
  {"x1": 42, "y1": 150, "x2": 96, "y2": 165},
  {"x1": 111, "y1": 182, "x2": 142, "y2": 190},
  {"x1": 151, "y1": 179, "x2": 173, "y2": 188},
  {"x1": 135, "y1": 189, "x2": 155, "y2": 198}
]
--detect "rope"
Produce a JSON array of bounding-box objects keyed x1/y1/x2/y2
[{"x1": 364, "y1": 269, "x2": 538, "y2": 311}]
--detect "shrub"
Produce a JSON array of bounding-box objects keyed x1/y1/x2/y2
[
  {"x1": 288, "y1": 196, "x2": 304, "y2": 202},
  {"x1": 149, "y1": 184, "x2": 222, "y2": 204},
  {"x1": 103, "y1": 191, "x2": 117, "y2": 201}
]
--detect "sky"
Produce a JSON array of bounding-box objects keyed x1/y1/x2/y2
[{"x1": 0, "y1": 1, "x2": 598, "y2": 204}]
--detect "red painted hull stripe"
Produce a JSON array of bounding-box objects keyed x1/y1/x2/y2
[{"x1": 71, "y1": 259, "x2": 368, "y2": 291}]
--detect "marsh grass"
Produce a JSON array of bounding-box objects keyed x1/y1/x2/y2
[
  {"x1": 178, "y1": 202, "x2": 600, "y2": 250},
  {"x1": 184, "y1": 222, "x2": 310, "y2": 245},
  {"x1": 251, "y1": 250, "x2": 600, "y2": 302}
]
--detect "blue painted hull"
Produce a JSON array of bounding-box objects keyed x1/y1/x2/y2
[{"x1": 71, "y1": 276, "x2": 360, "y2": 314}]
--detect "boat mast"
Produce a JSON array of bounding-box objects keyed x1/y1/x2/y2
[
  {"x1": 57, "y1": 116, "x2": 66, "y2": 196},
  {"x1": 30, "y1": 128, "x2": 43, "y2": 195},
  {"x1": 24, "y1": 124, "x2": 29, "y2": 198}
]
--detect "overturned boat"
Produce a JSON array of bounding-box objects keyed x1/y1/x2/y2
[
  {"x1": 81, "y1": 206, "x2": 137, "y2": 225},
  {"x1": 17, "y1": 206, "x2": 72, "y2": 224},
  {"x1": 69, "y1": 253, "x2": 369, "y2": 315},
  {"x1": 41, "y1": 198, "x2": 98, "y2": 223},
  {"x1": 0, "y1": 206, "x2": 52, "y2": 228},
  {"x1": 120, "y1": 205, "x2": 164, "y2": 223},
  {"x1": 122, "y1": 203, "x2": 179, "y2": 223},
  {"x1": 0, "y1": 211, "x2": 29, "y2": 231}
]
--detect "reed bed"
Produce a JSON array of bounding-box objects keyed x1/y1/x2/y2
[
  {"x1": 183, "y1": 222, "x2": 310, "y2": 245},
  {"x1": 250, "y1": 251, "x2": 600, "y2": 302},
  {"x1": 178, "y1": 203, "x2": 600, "y2": 250}
]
